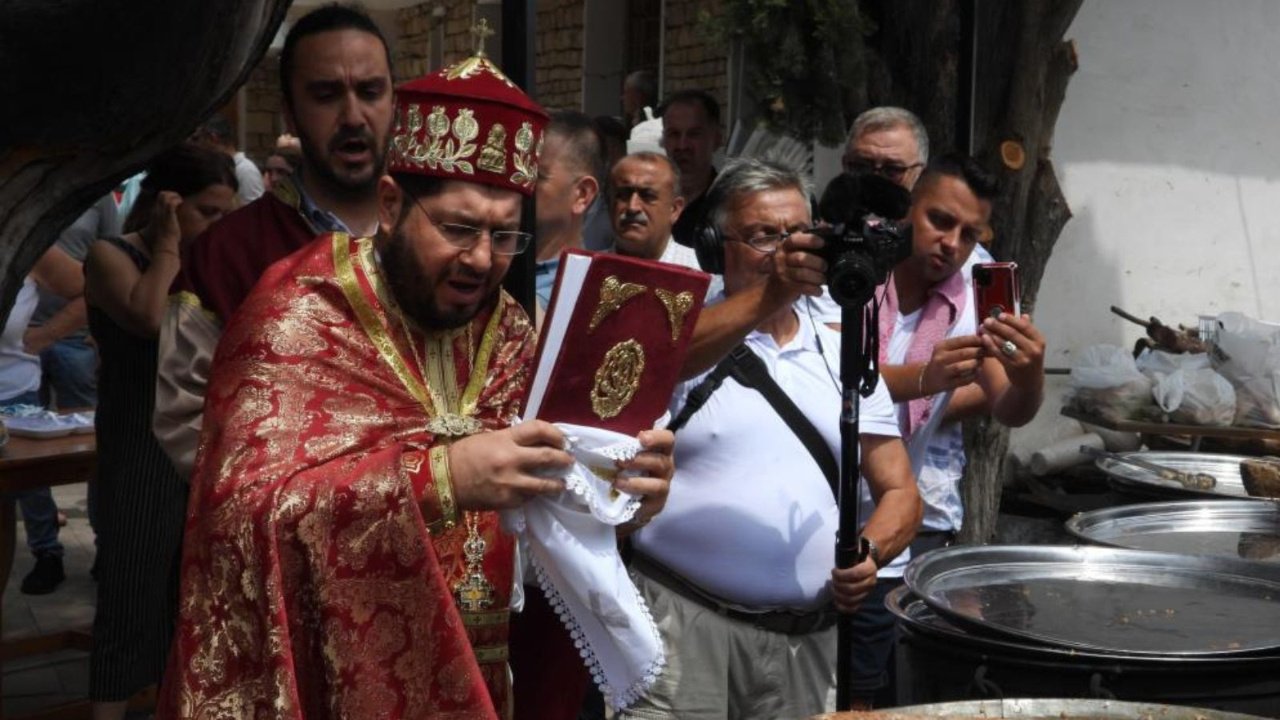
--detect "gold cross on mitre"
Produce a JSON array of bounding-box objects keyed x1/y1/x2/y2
[{"x1": 471, "y1": 18, "x2": 495, "y2": 57}]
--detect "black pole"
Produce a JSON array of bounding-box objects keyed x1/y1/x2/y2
[
  {"x1": 501, "y1": 0, "x2": 537, "y2": 317},
  {"x1": 835, "y1": 301, "x2": 869, "y2": 710}
]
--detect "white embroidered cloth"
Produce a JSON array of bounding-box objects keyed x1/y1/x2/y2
[{"x1": 502, "y1": 423, "x2": 665, "y2": 711}]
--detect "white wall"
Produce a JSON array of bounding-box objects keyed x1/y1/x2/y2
[{"x1": 1011, "y1": 0, "x2": 1280, "y2": 452}]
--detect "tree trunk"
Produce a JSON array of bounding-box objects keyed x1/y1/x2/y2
[
  {"x1": 860, "y1": 0, "x2": 1082, "y2": 544},
  {"x1": 0, "y1": 0, "x2": 291, "y2": 321},
  {"x1": 959, "y1": 1, "x2": 1080, "y2": 545}
]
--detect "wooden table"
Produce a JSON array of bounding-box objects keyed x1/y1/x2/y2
[
  {"x1": 0, "y1": 433, "x2": 96, "y2": 720},
  {"x1": 1061, "y1": 406, "x2": 1280, "y2": 451}
]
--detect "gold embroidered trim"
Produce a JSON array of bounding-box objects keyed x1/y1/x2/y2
[
  {"x1": 428, "y1": 446, "x2": 459, "y2": 531},
  {"x1": 472, "y1": 644, "x2": 509, "y2": 664},
  {"x1": 334, "y1": 234, "x2": 436, "y2": 414},
  {"x1": 462, "y1": 303, "x2": 504, "y2": 413},
  {"x1": 401, "y1": 452, "x2": 424, "y2": 474},
  {"x1": 589, "y1": 276, "x2": 647, "y2": 332},
  {"x1": 478, "y1": 123, "x2": 508, "y2": 174},
  {"x1": 655, "y1": 288, "x2": 695, "y2": 343},
  {"x1": 460, "y1": 609, "x2": 511, "y2": 627},
  {"x1": 392, "y1": 103, "x2": 480, "y2": 174},
  {"x1": 509, "y1": 121, "x2": 539, "y2": 188},
  {"x1": 591, "y1": 340, "x2": 645, "y2": 419},
  {"x1": 425, "y1": 331, "x2": 462, "y2": 410}
]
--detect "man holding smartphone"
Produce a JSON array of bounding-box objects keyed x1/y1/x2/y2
[{"x1": 853, "y1": 152, "x2": 1047, "y2": 707}]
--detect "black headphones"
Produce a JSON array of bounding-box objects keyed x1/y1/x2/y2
[
  {"x1": 692, "y1": 178, "x2": 731, "y2": 274},
  {"x1": 693, "y1": 221, "x2": 725, "y2": 274}
]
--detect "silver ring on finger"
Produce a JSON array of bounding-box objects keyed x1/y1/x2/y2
[{"x1": 1000, "y1": 339, "x2": 1018, "y2": 357}]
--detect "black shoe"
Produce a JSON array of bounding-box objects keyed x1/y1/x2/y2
[{"x1": 21, "y1": 553, "x2": 65, "y2": 595}]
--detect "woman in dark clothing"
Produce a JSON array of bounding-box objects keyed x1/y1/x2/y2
[{"x1": 83, "y1": 143, "x2": 236, "y2": 719}]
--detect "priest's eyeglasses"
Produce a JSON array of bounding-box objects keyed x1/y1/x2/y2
[{"x1": 414, "y1": 198, "x2": 532, "y2": 255}]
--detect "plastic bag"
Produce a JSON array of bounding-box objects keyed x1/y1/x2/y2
[
  {"x1": 1211, "y1": 312, "x2": 1280, "y2": 428},
  {"x1": 1136, "y1": 349, "x2": 1236, "y2": 426},
  {"x1": 1152, "y1": 368, "x2": 1237, "y2": 426},
  {"x1": 1067, "y1": 344, "x2": 1159, "y2": 422},
  {"x1": 1135, "y1": 349, "x2": 1210, "y2": 377}
]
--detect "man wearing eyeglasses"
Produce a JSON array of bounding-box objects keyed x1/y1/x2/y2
[
  {"x1": 800, "y1": 107, "x2": 939, "y2": 326},
  {"x1": 158, "y1": 43, "x2": 677, "y2": 720},
  {"x1": 842, "y1": 106, "x2": 929, "y2": 191},
  {"x1": 623, "y1": 158, "x2": 920, "y2": 719}
]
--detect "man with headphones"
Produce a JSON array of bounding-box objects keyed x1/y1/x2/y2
[{"x1": 622, "y1": 158, "x2": 921, "y2": 719}]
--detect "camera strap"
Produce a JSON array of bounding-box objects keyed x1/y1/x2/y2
[{"x1": 670, "y1": 344, "x2": 840, "y2": 498}]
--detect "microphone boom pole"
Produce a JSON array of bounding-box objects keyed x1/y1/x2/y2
[{"x1": 834, "y1": 301, "x2": 869, "y2": 710}]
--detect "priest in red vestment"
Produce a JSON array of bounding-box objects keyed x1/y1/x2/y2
[{"x1": 157, "y1": 47, "x2": 674, "y2": 719}]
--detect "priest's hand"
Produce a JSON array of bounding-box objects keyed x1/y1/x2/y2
[
  {"x1": 448, "y1": 420, "x2": 573, "y2": 510},
  {"x1": 830, "y1": 556, "x2": 878, "y2": 613},
  {"x1": 615, "y1": 428, "x2": 675, "y2": 536}
]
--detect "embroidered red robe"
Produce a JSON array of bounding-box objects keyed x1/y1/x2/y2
[{"x1": 158, "y1": 232, "x2": 534, "y2": 719}]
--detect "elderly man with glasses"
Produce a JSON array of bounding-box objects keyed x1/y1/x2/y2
[
  {"x1": 622, "y1": 158, "x2": 921, "y2": 719},
  {"x1": 842, "y1": 106, "x2": 929, "y2": 191}
]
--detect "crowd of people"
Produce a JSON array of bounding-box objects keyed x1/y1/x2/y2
[{"x1": 10, "y1": 3, "x2": 1049, "y2": 718}]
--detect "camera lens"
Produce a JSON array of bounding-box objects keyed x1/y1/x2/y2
[{"x1": 828, "y1": 252, "x2": 879, "y2": 308}]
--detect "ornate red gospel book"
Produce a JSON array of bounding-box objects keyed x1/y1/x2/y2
[{"x1": 526, "y1": 248, "x2": 710, "y2": 434}]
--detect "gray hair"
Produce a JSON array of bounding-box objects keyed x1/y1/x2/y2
[
  {"x1": 611, "y1": 151, "x2": 681, "y2": 196},
  {"x1": 706, "y1": 158, "x2": 811, "y2": 236},
  {"x1": 848, "y1": 107, "x2": 929, "y2": 165}
]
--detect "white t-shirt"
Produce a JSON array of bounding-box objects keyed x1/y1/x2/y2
[
  {"x1": 636, "y1": 238, "x2": 725, "y2": 299},
  {"x1": 0, "y1": 278, "x2": 41, "y2": 402},
  {"x1": 633, "y1": 304, "x2": 900, "y2": 610},
  {"x1": 892, "y1": 246, "x2": 991, "y2": 534},
  {"x1": 233, "y1": 152, "x2": 265, "y2": 204}
]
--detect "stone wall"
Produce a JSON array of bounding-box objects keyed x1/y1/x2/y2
[
  {"x1": 235, "y1": 0, "x2": 735, "y2": 162},
  {"x1": 535, "y1": 0, "x2": 584, "y2": 110},
  {"x1": 662, "y1": 0, "x2": 727, "y2": 110},
  {"x1": 396, "y1": 3, "x2": 502, "y2": 78},
  {"x1": 396, "y1": 4, "x2": 436, "y2": 81},
  {"x1": 241, "y1": 54, "x2": 283, "y2": 166}
]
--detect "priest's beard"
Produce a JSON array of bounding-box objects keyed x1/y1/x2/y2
[{"x1": 380, "y1": 226, "x2": 498, "y2": 331}]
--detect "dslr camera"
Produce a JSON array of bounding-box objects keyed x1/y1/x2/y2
[
  {"x1": 809, "y1": 220, "x2": 912, "y2": 308},
  {"x1": 814, "y1": 172, "x2": 914, "y2": 308}
]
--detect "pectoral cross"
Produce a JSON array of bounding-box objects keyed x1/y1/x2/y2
[
  {"x1": 471, "y1": 18, "x2": 495, "y2": 57},
  {"x1": 453, "y1": 516, "x2": 495, "y2": 611},
  {"x1": 455, "y1": 570, "x2": 495, "y2": 611}
]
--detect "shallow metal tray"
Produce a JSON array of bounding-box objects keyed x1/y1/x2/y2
[
  {"x1": 1096, "y1": 451, "x2": 1264, "y2": 500},
  {"x1": 814, "y1": 698, "x2": 1272, "y2": 719},
  {"x1": 885, "y1": 585, "x2": 1280, "y2": 666},
  {"x1": 902, "y1": 544, "x2": 1280, "y2": 657},
  {"x1": 1067, "y1": 500, "x2": 1280, "y2": 563}
]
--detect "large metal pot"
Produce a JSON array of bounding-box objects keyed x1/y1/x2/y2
[
  {"x1": 815, "y1": 698, "x2": 1270, "y2": 719},
  {"x1": 887, "y1": 586, "x2": 1280, "y2": 716}
]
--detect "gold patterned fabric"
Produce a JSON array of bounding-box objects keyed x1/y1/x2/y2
[
  {"x1": 387, "y1": 52, "x2": 548, "y2": 196},
  {"x1": 157, "y1": 233, "x2": 536, "y2": 719}
]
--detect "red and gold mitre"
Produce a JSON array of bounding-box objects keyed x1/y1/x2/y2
[{"x1": 388, "y1": 47, "x2": 548, "y2": 196}]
